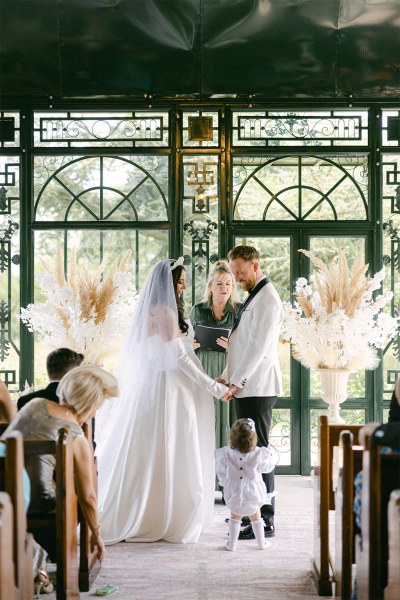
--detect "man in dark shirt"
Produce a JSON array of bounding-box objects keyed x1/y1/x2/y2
[{"x1": 17, "y1": 348, "x2": 84, "y2": 410}]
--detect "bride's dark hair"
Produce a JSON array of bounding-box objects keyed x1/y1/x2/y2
[{"x1": 171, "y1": 264, "x2": 189, "y2": 335}]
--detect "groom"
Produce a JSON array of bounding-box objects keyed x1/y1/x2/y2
[{"x1": 219, "y1": 245, "x2": 283, "y2": 538}]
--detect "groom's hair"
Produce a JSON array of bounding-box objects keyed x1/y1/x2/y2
[{"x1": 227, "y1": 245, "x2": 260, "y2": 263}]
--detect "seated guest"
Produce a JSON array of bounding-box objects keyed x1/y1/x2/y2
[
  {"x1": 354, "y1": 382, "x2": 400, "y2": 530},
  {"x1": 388, "y1": 380, "x2": 400, "y2": 423},
  {"x1": 359, "y1": 377, "x2": 400, "y2": 449},
  {"x1": 0, "y1": 441, "x2": 53, "y2": 594},
  {"x1": 1, "y1": 365, "x2": 118, "y2": 563},
  {"x1": 17, "y1": 347, "x2": 84, "y2": 410},
  {"x1": 0, "y1": 378, "x2": 16, "y2": 423}
]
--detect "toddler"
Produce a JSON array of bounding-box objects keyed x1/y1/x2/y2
[{"x1": 215, "y1": 418, "x2": 278, "y2": 551}]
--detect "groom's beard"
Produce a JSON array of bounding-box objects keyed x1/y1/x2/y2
[{"x1": 239, "y1": 279, "x2": 256, "y2": 292}]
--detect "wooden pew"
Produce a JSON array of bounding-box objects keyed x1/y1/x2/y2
[
  {"x1": 78, "y1": 419, "x2": 101, "y2": 591},
  {"x1": 356, "y1": 437, "x2": 400, "y2": 600},
  {"x1": 0, "y1": 493, "x2": 15, "y2": 600},
  {"x1": 0, "y1": 432, "x2": 34, "y2": 599},
  {"x1": 385, "y1": 489, "x2": 400, "y2": 600},
  {"x1": 334, "y1": 430, "x2": 363, "y2": 599},
  {"x1": 312, "y1": 415, "x2": 361, "y2": 596},
  {"x1": 24, "y1": 428, "x2": 79, "y2": 600}
]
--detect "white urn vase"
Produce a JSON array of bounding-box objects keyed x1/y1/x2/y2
[{"x1": 316, "y1": 368, "x2": 351, "y2": 424}]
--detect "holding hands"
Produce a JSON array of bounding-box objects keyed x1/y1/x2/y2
[{"x1": 215, "y1": 377, "x2": 238, "y2": 402}]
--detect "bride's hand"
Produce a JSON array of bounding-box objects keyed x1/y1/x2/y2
[
  {"x1": 193, "y1": 339, "x2": 201, "y2": 350},
  {"x1": 221, "y1": 389, "x2": 233, "y2": 402}
]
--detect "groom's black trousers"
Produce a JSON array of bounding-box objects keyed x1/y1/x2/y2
[{"x1": 234, "y1": 395, "x2": 277, "y2": 523}]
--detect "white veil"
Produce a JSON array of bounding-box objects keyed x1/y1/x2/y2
[{"x1": 95, "y1": 259, "x2": 180, "y2": 497}]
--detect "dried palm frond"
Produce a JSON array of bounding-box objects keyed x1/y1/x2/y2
[{"x1": 20, "y1": 247, "x2": 137, "y2": 367}]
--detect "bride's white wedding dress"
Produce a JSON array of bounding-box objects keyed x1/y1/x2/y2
[{"x1": 97, "y1": 319, "x2": 224, "y2": 544}]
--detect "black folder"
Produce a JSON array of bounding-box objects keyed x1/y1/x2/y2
[{"x1": 194, "y1": 324, "x2": 230, "y2": 353}]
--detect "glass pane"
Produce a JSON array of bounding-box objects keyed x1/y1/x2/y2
[
  {"x1": 270, "y1": 408, "x2": 291, "y2": 466},
  {"x1": 232, "y1": 155, "x2": 368, "y2": 221},
  {"x1": 308, "y1": 236, "x2": 366, "y2": 398},
  {"x1": 34, "y1": 155, "x2": 169, "y2": 222},
  {"x1": 309, "y1": 408, "x2": 366, "y2": 468},
  {"x1": 32, "y1": 228, "x2": 169, "y2": 381},
  {"x1": 0, "y1": 156, "x2": 21, "y2": 392}
]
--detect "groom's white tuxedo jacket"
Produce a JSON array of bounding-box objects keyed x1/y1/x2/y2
[{"x1": 222, "y1": 278, "x2": 283, "y2": 398}]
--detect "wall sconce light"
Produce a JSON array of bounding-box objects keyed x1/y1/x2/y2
[{"x1": 195, "y1": 185, "x2": 206, "y2": 211}]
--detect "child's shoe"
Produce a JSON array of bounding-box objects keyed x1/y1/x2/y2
[
  {"x1": 225, "y1": 541, "x2": 237, "y2": 551},
  {"x1": 257, "y1": 540, "x2": 272, "y2": 550}
]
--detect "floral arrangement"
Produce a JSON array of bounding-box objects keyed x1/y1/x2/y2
[
  {"x1": 20, "y1": 249, "x2": 137, "y2": 365},
  {"x1": 282, "y1": 249, "x2": 399, "y2": 371}
]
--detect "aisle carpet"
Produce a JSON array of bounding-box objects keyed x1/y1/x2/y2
[{"x1": 77, "y1": 476, "x2": 318, "y2": 600}]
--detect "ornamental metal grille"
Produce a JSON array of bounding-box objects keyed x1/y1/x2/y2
[
  {"x1": 382, "y1": 110, "x2": 400, "y2": 148},
  {"x1": 0, "y1": 156, "x2": 20, "y2": 390},
  {"x1": 181, "y1": 110, "x2": 220, "y2": 147},
  {"x1": 33, "y1": 155, "x2": 169, "y2": 222},
  {"x1": 0, "y1": 112, "x2": 20, "y2": 148},
  {"x1": 232, "y1": 155, "x2": 368, "y2": 221},
  {"x1": 182, "y1": 155, "x2": 220, "y2": 304},
  {"x1": 232, "y1": 110, "x2": 369, "y2": 147},
  {"x1": 33, "y1": 111, "x2": 170, "y2": 147}
]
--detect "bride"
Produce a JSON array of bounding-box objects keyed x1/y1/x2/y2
[{"x1": 96, "y1": 258, "x2": 230, "y2": 544}]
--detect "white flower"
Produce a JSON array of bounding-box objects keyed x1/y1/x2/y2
[
  {"x1": 281, "y1": 249, "x2": 399, "y2": 371},
  {"x1": 20, "y1": 250, "x2": 137, "y2": 366}
]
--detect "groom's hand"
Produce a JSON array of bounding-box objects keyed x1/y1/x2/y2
[
  {"x1": 228, "y1": 384, "x2": 238, "y2": 396},
  {"x1": 215, "y1": 376, "x2": 228, "y2": 385}
]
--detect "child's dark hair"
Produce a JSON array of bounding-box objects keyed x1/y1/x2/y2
[
  {"x1": 230, "y1": 418, "x2": 258, "y2": 453},
  {"x1": 171, "y1": 264, "x2": 189, "y2": 335}
]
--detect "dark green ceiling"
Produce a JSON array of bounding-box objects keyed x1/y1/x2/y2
[{"x1": 0, "y1": 0, "x2": 399, "y2": 101}]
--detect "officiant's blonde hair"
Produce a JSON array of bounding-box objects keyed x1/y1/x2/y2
[
  {"x1": 58, "y1": 365, "x2": 118, "y2": 419},
  {"x1": 204, "y1": 260, "x2": 238, "y2": 305}
]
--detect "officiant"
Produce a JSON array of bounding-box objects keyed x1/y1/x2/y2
[{"x1": 189, "y1": 260, "x2": 241, "y2": 449}]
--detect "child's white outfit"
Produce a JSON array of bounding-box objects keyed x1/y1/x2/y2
[{"x1": 215, "y1": 444, "x2": 278, "y2": 551}]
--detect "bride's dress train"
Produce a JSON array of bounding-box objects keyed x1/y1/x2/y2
[{"x1": 96, "y1": 324, "x2": 221, "y2": 544}]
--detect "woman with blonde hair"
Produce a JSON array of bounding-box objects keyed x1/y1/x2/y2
[
  {"x1": 189, "y1": 260, "x2": 241, "y2": 449},
  {"x1": 2, "y1": 365, "x2": 118, "y2": 572}
]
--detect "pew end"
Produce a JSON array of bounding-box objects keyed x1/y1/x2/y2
[
  {"x1": 334, "y1": 430, "x2": 363, "y2": 599},
  {"x1": 356, "y1": 436, "x2": 400, "y2": 600},
  {"x1": 0, "y1": 492, "x2": 16, "y2": 600},
  {"x1": 384, "y1": 489, "x2": 400, "y2": 600},
  {"x1": 312, "y1": 415, "x2": 362, "y2": 596},
  {"x1": 24, "y1": 428, "x2": 79, "y2": 600}
]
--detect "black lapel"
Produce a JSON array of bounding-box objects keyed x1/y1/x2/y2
[{"x1": 230, "y1": 277, "x2": 269, "y2": 336}]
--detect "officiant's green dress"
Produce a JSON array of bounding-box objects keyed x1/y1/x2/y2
[{"x1": 189, "y1": 299, "x2": 241, "y2": 450}]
